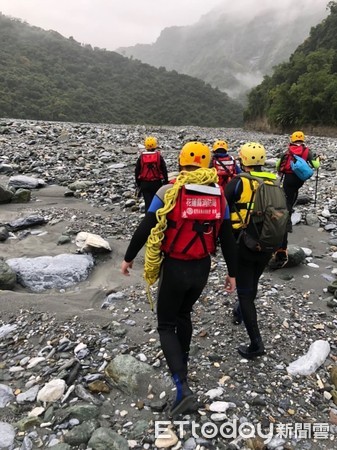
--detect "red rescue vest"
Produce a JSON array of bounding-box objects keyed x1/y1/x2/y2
[
  {"x1": 212, "y1": 154, "x2": 237, "y2": 189},
  {"x1": 138, "y1": 151, "x2": 163, "y2": 181},
  {"x1": 161, "y1": 183, "x2": 225, "y2": 260},
  {"x1": 279, "y1": 144, "x2": 309, "y2": 174}
]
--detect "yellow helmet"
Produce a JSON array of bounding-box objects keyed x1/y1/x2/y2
[
  {"x1": 179, "y1": 141, "x2": 211, "y2": 169},
  {"x1": 144, "y1": 136, "x2": 158, "y2": 150},
  {"x1": 239, "y1": 142, "x2": 266, "y2": 166},
  {"x1": 213, "y1": 140, "x2": 229, "y2": 151},
  {"x1": 290, "y1": 131, "x2": 305, "y2": 143}
]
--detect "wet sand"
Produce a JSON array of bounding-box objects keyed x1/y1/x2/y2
[{"x1": 0, "y1": 183, "x2": 333, "y2": 325}]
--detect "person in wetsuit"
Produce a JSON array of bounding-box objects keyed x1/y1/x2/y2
[
  {"x1": 135, "y1": 136, "x2": 168, "y2": 212},
  {"x1": 271, "y1": 130, "x2": 320, "y2": 268},
  {"x1": 122, "y1": 141, "x2": 237, "y2": 416},
  {"x1": 225, "y1": 142, "x2": 276, "y2": 359}
]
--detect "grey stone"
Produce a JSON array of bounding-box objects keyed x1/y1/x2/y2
[
  {"x1": 0, "y1": 421, "x2": 15, "y2": 448},
  {"x1": 287, "y1": 244, "x2": 306, "y2": 267},
  {"x1": 68, "y1": 180, "x2": 93, "y2": 191},
  {"x1": 63, "y1": 419, "x2": 99, "y2": 446},
  {"x1": 0, "y1": 184, "x2": 14, "y2": 204},
  {"x1": 305, "y1": 213, "x2": 320, "y2": 226},
  {"x1": 0, "y1": 384, "x2": 15, "y2": 408},
  {"x1": 12, "y1": 188, "x2": 31, "y2": 203},
  {"x1": 49, "y1": 444, "x2": 71, "y2": 450},
  {"x1": 64, "y1": 404, "x2": 100, "y2": 422},
  {"x1": 88, "y1": 427, "x2": 129, "y2": 450},
  {"x1": 8, "y1": 175, "x2": 46, "y2": 189},
  {"x1": 0, "y1": 164, "x2": 14, "y2": 174},
  {"x1": 57, "y1": 235, "x2": 72, "y2": 245},
  {"x1": 105, "y1": 354, "x2": 158, "y2": 396},
  {"x1": 0, "y1": 260, "x2": 17, "y2": 290},
  {"x1": 7, "y1": 214, "x2": 48, "y2": 231},
  {"x1": 6, "y1": 254, "x2": 94, "y2": 292},
  {"x1": 0, "y1": 227, "x2": 9, "y2": 242}
]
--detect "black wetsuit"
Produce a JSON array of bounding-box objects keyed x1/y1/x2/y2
[{"x1": 225, "y1": 175, "x2": 272, "y2": 346}]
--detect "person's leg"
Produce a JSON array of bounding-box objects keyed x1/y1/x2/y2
[
  {"x1": 232, "y1": 300, "x2": 242, "y2": 325},
  {"x1": 236, "y1": 247, "x2": 271, "y2": 358},
  {"x1": 283, "y1": 174, "x2": 304, "y2": 232},
  {"x1": 176, "y1": 257, "x2": 211, "y2": 376},
  {"x1": 142, "y1": 190, "x2": 153, "y2": 212},
  {"x1": 142, "y1": 180, "x2": 163, "y2": 212},
  {"x1": 157, "y1": 257, "x2": 210, "y2": 415}
]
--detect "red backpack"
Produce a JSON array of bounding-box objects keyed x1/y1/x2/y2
[
  {"x1": 138, "y1": 151, "x2": 163, "y2": 181},
  {"x1": 212, "y1": 154, "x2": 237, "y2": 188},
  {"x1": 279, "y1": 144, "x2": 310, "y2": 174},
  {"x1": 161, "y1": 183, "x2": 225, "y2": 260}
]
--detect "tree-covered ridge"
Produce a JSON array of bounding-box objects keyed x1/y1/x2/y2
[
  {"x1": 117, "y1": 2, "x2": 327, "y2": 103},
  {"x1": 0, "y1": 13, "x2": 243, "y2": 127},
  {"x1": 244, "y1": 2, "x2": 337, "y2": 130}
]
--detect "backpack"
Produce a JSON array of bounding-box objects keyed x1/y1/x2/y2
[
  {"x1": 279, "y1": 143, "x2": 310, "y2": 175},
  {"x1": 161, "y1": 183, "x2": 225, "y2": 260},
  {"x1": 138, "y1": 151, "x2": 163, "y2": 181},
  {"x1": 235, "y1": 173, "x2": 289, "y2": 253},
  {"x1": 213, "y1": 154, "x2": 237, "y2": 189},
  {"x1": 290, "y1": 155, "x2": 314, "y2": 181}
]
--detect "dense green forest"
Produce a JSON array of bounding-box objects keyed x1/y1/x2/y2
[
  {"x1": 0, "y1": 13, "x2": 243, "y2": 127},
  {"x1": 244, "y1": 1, "x2": 337, "y2": 131}
]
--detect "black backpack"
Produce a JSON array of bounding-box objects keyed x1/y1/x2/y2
[{"x1": 236, "y1": 173, "x2": 289, "y2": 252}]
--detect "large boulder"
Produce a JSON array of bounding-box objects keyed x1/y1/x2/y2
[
  {"x1": 105, "y1": 354, "x2": 164, "y2": 398},
  {"x1": 6, "y1": 254, "x2": 94, "y2": 292}
]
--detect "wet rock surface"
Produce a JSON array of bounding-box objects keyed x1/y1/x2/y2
[{"x1": 0, "y1": 119, "x2": 336, "y2": 449}]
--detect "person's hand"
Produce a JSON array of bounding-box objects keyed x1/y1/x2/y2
[
  {"x1": 224, "y1": 275, "x2": 236, "y2": 293},
  {"x1": 121, "y1": 260, "x2": 133, "y2": 276},
  {"x1": 311, "y1": 156, "x2": 320, "y2": 170}
]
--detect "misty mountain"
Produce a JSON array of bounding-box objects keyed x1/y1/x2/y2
[
  {"x1": 244, "y1": 1, "x2": 337, "y2": 131},
  {"x1": 117, "y1": 0, "x2": 328, "y2": 102},
  {"x1": 0, "y1": 13, "x2": 243, "y2": 127}
]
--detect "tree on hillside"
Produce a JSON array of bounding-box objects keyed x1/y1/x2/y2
[{"x1": 244, "y1": 1, "x2": 337, "y2": 130}]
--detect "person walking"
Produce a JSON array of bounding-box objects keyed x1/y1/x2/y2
[
  {"x1": 135, "y1": 136, "x2": 168, "y2": 212},
  {"x1": 225, "y1": 142, "x2": 280, "y2": 359},
  {"x1": 122, "y1": 141, "x2": 237, "y2": 416},
  {"x1": 271, "y1": 130, "x2": 320, "y2": 268},
  {"x1": 211, "y1": 139, "x2": 241, "y2": 190}
]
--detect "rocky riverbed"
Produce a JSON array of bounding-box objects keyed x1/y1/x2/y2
[{"x1": 0, "y1": 119, "x2": 337, "y2": 450}]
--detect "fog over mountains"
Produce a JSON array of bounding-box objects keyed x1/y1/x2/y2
[{"x1": 117, "y1": 0, "x2": 328, "y2": 102}]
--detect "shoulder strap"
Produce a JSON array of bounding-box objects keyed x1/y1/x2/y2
[
  {"x1": 237, "y1": 172, "x2": 263, "y2": 184},
  {"x1": 234, "y1": 175, "x2": 259, "y2": 227}
]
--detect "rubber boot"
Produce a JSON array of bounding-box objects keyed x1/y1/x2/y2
[
  {"x1": 169, "y1": 374, "x2": 197, "y2": 417},
  {"x1": 238, "y1": 339, "x2": 265, "y2": 359}
]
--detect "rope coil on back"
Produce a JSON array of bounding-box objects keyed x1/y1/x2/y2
[{"x1": 143, "y1": 168, "x2": 219, "y2": 305}]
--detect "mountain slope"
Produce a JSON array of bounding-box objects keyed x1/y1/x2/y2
[
  {"x1": 244, "y1": 1, "x2": 337, "y2": 131},
  {"x1": 117, "y1": 0, "x2": 328, "y2": 102},
  {"x1": 0, "y1": 13, "x2": 243, "y2": 127}
]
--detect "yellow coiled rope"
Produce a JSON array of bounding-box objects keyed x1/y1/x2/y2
[{"x1": 144, "y1": 167, "x2": 218, "y2": 310}]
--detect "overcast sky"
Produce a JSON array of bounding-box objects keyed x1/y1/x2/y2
[
  {"x1": 0, "y1": 0, "x2": 223, "y2": 50},
  {"x1": 0, "y1": 0, "x2": 328, "y2": 51}
]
